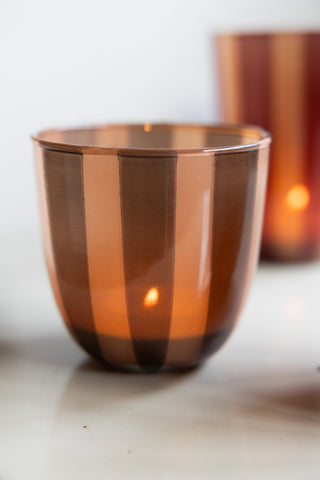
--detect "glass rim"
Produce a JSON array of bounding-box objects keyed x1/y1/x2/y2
[
  {"x1": 215, "y1": 30, "x2": 320, "y2": 38},
  {"x1": 31, "y1": 123, "x2": 271, "y2": 157}
]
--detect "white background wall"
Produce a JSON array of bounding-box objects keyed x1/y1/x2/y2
[{"x1": 1, "y1": 0, "x2": 320, "y2": 236}]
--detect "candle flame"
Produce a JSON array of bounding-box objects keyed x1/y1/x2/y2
[
  {"x1": 144, "y1": 123, "x2": 152, "y2": 132},
  {"x1": 285, "y1": 184, "x2": 310, "y2": 211},
  {"x1": 144, "y1": 287, "x2": 159, "y2": 307}
]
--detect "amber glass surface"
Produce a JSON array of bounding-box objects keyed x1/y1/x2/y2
[
  {"x1": 216, "y1": 32, "x2": 320, "y2": 260},
  {"x1": 32, "y1": 124, "x2": 270, "y2": 371}
]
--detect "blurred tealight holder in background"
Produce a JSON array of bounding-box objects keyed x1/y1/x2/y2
[{"x1": 215, "y1": 32, "x2": 320, "y2": 261}]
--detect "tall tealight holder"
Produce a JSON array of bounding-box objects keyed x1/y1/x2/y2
[{"x1": 216, "y1": 32, "x2": 320, "y2": 260}]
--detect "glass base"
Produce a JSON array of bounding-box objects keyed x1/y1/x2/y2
[
  {"x1": 71, "y1": 327, "x2": 232, "y2": 373},
  {"x1": 260, "y1": 242, "x2": 320, "y2": 262}
]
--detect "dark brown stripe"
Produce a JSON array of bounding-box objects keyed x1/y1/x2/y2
[
  {"x1": 238, "y1": 35, "x2": 275, "y2": 238},
  {"x1": 199, "y1": 148, "x2": 258, "y2": 360},
  {"x1": 119, "y1": 152, "x2": 177, "y2": 371},
  {"x1": 238, "y1": 34, "x2": 271, "y2": 130},
  {"x1": 304, "y1": 33, "x2": 320, "y2": 256},
  {"x1": 42, "y1": 148, "x2": 102, "y2": 360}
]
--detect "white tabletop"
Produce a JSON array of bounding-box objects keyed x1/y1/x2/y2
[{"x1": 0, "y1": 232, "x2": 319, "y2": 480}]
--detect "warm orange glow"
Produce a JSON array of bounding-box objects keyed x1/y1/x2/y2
[
  {"x1": 144, "y1": 123, "x2": 152, "y2": 132},
  {"x1": 285, "y1": 184, "x2": 310, "y2": 211},
  {"x1": 144, "y1": 287, "x2": 159, "y2": 307}
]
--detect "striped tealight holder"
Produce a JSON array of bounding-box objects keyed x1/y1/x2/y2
[
  {"x1": 216, "y1": 32, "x2": 320, "y2": 260},
  {"x1": 32, "y1": 124, "x2": 270, "y2": 371}
]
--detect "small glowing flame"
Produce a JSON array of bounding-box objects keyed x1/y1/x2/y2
[
  {"x1": 144, "y1": 123, "x2": 152, "y2": 132},
  {"x1": 144, "y1": 287, "x2": 159, "y2": 307},
  {"x1": 285, "y1": 184, "x2": 310, "y2": 211}
]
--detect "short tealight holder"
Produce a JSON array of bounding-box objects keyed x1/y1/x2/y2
[{"x1": 32, "y1": 123, "x2": 270, "y2": 371}]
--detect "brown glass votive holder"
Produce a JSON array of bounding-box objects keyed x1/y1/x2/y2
[
  {"x1": 216, "y1": 32, "x2": 320, "y2": 260},
  {"x1": 32, "y1": 124, "x2": 270, "y2": 371}
]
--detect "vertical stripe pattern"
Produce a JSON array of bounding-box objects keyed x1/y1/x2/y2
[
  {"x1": 242, "y1": 147, "x2": 269, "y2": 301},
  {"x1": 238, "y1": 35, "x2": 271, "y2": 130},
  {"x1": 305, "y1": 34, "x2": 320, "y2": 256},
  {"x1": 200, "y1": 148, "x2": 259, "y2": 360},
  {"x1": 217, "y1": 32, "x2": 320, "y2": 260},
  {"x1": 34, "y1": 144, "x2": 69, "y2": 325},
  {"x1": 165, "y1": 148, "x2": 213, "y2": 367},
  {"x1": 267, "y1": 34, "x2": 306, "y2": 251},
  {"x1": 34, "y1": 125, "x2": 268, "y2": 370},
  {"x1": 216, "y1": 36, "x2": 243, "y2": 121},
  {"x1": 119, "y1": 154, "x2": 177, "y2": 370},
  {"x1": 42, "y1": 148, "x2": 102, "y2": 360},
  {"x1": 83, "y1": 154, "x2": 135, "y2": 367}
]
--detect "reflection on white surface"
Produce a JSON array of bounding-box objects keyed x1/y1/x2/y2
[
  {"x1": 47, "y1": 355, "x2": 320, "y2": 480},
  {"x1": 283, "y1": 296, "x2": 306, "y2": 320},
  {"x1": 0, "y1": 235, "x2": 320, "y2": 480}
]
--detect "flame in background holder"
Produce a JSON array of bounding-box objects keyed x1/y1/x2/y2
[
  {"x1": 285, "y1": 184, "x2": 310, "y2": 211},
  {"x1": 144, "y1": 123, "x2": 152, "y2": 132}
]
